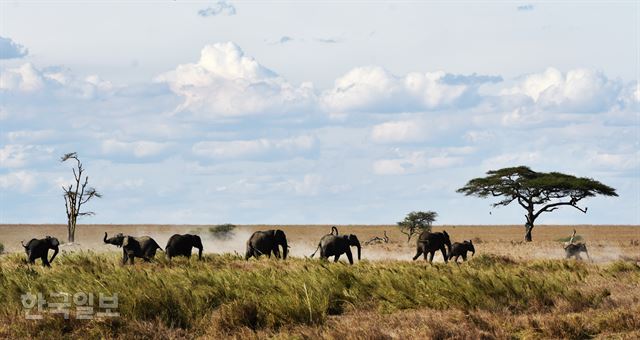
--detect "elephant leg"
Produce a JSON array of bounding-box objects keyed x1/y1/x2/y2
[
  {"x1": 575, "y1": 253, "x2": 582, "y2": 261},
  {"x1": 128, "y1": 254, "x2": 135, "y2": 265},
  {"x1": 334, "y1": 254, "x2": 341, "y2": 262},
  {"x1": 345, "y1": 249, "x2": 354, "y2": 265},
  {"x1": 428, "y1": 251, "x2": 434, "y2": 263},
  {"x1": 273, "y1": 247, "x2": 281, "y2": 259},
  {"x1": 122, "y1": 251, "x2": 128, "y2": 265},
  {"x1": 441, "y1": 246, "x2": 448, "y2": 263},
  {"x1": 28, "y1": 253, "x2": 36, "y2": 264},
  {"x1": 462, "y1": 254, "x2": 467, "y2": 262},
  {"x1": 41, "y1": 255, "x2": 50, "y2": 267},
  {"x1": 412, "y1": 248, "x2": 423, "y2": 261}
]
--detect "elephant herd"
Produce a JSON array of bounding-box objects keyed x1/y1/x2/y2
[{"x1": 19, "y1": 226, "x2": 477, "y2": 267}]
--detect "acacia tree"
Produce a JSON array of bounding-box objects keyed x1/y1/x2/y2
[
  {"x1": 61, "y1": 153, "x2": 102, "y2": 243},
  {"x1": 457, "y1": 166, "x2": 617, "y2": 242},
  {"x1": 397, "y1": 211, "x2": 438, "y2": 242}
]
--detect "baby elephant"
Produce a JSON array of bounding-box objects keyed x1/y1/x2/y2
[
  {"x1": 448, "y1": 240, "x2": 475, "y2": 263},
  {"x1": 165, "y1": 234, "x2": 203, "y2": 260},
  {"x1": 22, "y1": 236, "x2": 60, "y2": 267},
  {"x1": 565, "y1": 243, "x2": 591, "y2": 261}
]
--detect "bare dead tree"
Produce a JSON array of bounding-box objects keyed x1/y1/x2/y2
[
  {"x1": 61, "y1": 153, "x2": 101, "y2": 243},
  {"x1": 365, "y1": 231, "x2": 390, "y2": 246}
]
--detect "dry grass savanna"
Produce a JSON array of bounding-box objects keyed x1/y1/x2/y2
[{"x1": 0, "y1": 224, "x2": 639, "y2": 339}]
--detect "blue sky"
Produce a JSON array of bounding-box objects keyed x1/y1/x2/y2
[{"x1": 0, "y1": 1, "x2": 638, "y2": 225}]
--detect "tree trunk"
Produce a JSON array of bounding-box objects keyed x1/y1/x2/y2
[
  {"x1": 524, "y1": 209, "x2": 535, "y2": 242},
  {"x1": 67, "y1": 217, "x2": 76, "y2": 243},
  {"x1": 524, "y1": 224, "x2": 533, "y2": 242},
  {"x1": 67, "y1": 222, "x2": 74, "y2": 243}
]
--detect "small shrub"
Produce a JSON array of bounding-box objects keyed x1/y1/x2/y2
[
  {"x1": 0, "y1": 242, "x2": 4, "y2": 254},
  {"x1": 209, "y1": 224, "x2": 236, "y2": 240}
]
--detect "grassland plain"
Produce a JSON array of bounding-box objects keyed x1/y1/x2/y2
[{"x1": 0, "y1": 225, "x2": 639, "y2": 339}]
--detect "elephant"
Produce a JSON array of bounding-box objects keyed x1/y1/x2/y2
[
  {"x1": 245, "y1": 229, "x2": 289, "y2": 260},
  {"x1": 310, "y1": 231, "x2": 361, "y2": 265},
  {"x1": 165, "y1": 234, "x2": 203, "y2": 260},
  {"x1": 103, "y1": 232, "x2": 163, "y2": 265},
  {"x1": 448, "y1": 240, "x2": 475, "y2": 263},
  {"x1": 22, "y1": 236, "x2": 60, "y2": 267},
  {"x1": 412, "y1": 231, "x2": 452, "y2": 263},
  {"x1": 564, "y1": 243, "x2": 591, "y2": 261}
]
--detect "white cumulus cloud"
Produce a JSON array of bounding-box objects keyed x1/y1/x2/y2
[
  {"x1": 322, "y1": 66, "x2": 501, "y2": 114},
  {"x1": 0, "y1": 63, "x2": 115, "y2": 98},
  {"x1": 157, "y1": 42, "x2": 316, "y2": 118},
  {"x1": 503, "y1": 67, "x2": 623, "y2": 113}
]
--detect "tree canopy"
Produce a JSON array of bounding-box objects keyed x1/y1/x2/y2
[
  {"x1": 397, "y1": 211, "x2": 438, "y2": 242},
  {"x1": 457, "y1": 166, "x2": 617, "y2": 241}
]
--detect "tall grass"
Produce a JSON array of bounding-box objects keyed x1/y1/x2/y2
[{"x1": 0, "y1": 252, "x2": 637, "y2": 338}]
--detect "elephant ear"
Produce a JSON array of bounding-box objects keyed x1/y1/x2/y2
[{"x1": 50, "y1": 238, "x2": 60, "y2": 247}]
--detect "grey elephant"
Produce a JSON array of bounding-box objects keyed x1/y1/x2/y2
[
  {"x1": 412, "y1": 230, "x2": 452, "y2": 263},
  {"x1": 103, "y1": 232, "x2": 163, "y2": 265},
  {"x1": 22, "y1": 236, "x2": 60, "y2": 267},
  {"x1": 165, "y1": 234, "x2": 203, "y2": 260},
  {"x1": 245, "y1": 229, "x2": 289, "y2": 260},
  {"x1": 448, "y1": 240, "x2": 475, "y2": 263},
  {"x1": 564, "y1": 243, "x2": 591, "y2": 261},
  {"x1": 310, "y1": 229, "x2": 361, "y2": 265}
]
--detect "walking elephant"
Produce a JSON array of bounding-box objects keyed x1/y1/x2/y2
[
  {"x1": 448, "y1": 240, "x2": 475, "y2": 263},
  {"x1": 412, "y1": 230, "x2": 451, "y2": 263},
  {"x1": 310, "y1": 231, "x2": 361, "y2": 265},
  {"x1": 165, "y1": 234, "x2": 203, "y2": 260},
  {"x1": 103, "y1": 232, "x2": 163, "y2": 265},
  {"x1": 565, "y1": 243, "x2": 591, "y2": 261},
  {"x1": 245, "y1": 229, "x2": 289, "y2": 260},
  {"x1": 22, "y1": 236, "x2": 60, "y2": 267}
]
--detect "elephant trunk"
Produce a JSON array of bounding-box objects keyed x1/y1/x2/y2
[
  {"x1": 49, "y1": 246, "x2": 59, "y2": 263},
  {"x1": 21, "y1": 240, "x2": 27, "y2": 248},
  {"x1": 103, "y1": 232, "x2": 108, "y2": 243},
  {"x1": 356, "y1": 241, "x2": 361, "y2": 261},
  {"x1": 197, "y1": 245, "x2": 203, "y2": 260},
  {"x1": 282, "y1": 240, "x2": 288, "y2": 260}
]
